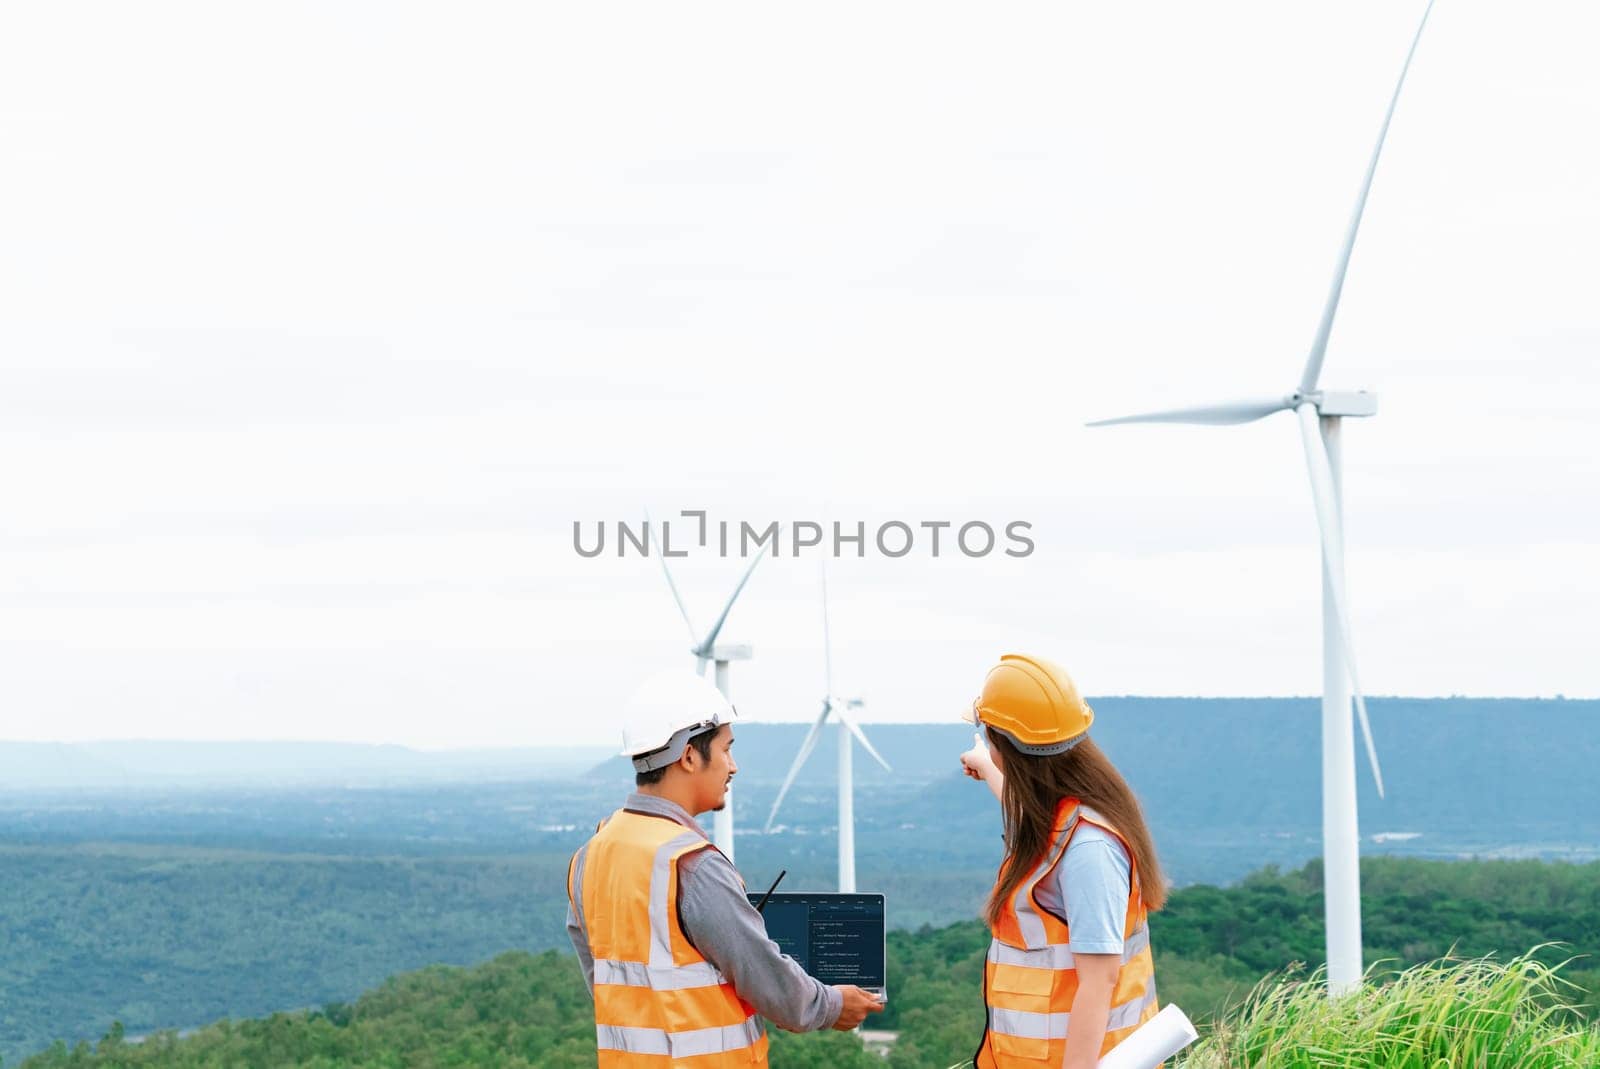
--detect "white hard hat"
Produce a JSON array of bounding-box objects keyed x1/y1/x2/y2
[{"x1": 620, "y1": 670, "x2": 737, "y2": 773}]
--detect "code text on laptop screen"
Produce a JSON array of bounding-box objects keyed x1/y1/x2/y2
[{"x1": 750, "y1": 893, "x2": 885, "y2": 988}]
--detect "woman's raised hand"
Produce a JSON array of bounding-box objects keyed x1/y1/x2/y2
[
  {"x1": 960, "y1": 732, "x2": 993, "y2": 781},
  {"x1": 961, "y1": 732, "x2": 1004, "y2": 799}
]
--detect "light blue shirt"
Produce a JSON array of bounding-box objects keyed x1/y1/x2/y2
[{"x1": 1032, "y1": 820, "x2": 1131, "y2": 955}]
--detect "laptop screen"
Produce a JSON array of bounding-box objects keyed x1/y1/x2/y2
[{"x1": 748, "y1": 891, "x2": 886, "y2": 992}]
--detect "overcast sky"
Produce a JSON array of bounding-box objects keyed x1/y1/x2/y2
[{"x1": 2, "y1": 1, "x2": 1595, "y2": 749}]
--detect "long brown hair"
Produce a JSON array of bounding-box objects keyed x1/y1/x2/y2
[{"x1": 985, "y1": 729, "x2": 1167, "y2": 929}]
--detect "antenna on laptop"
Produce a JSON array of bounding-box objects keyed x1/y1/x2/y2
[{"x1": 753, "y1": 869, "x2": 787, "y2": 913}]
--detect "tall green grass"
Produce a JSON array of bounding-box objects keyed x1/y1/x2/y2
[{"x1": 1177, "y1": 949, "x2": 1600, "y2": 1068}]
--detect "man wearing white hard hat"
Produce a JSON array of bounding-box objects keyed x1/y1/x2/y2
[{"x1": 566, "y1": 670, "x2": 883, "y2": 1066}]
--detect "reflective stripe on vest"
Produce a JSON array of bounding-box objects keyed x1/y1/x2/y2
[
  {"x1": 597, "y1": 1019, "x2": 768, "y2": 1058},
  {"x1": 988, "y1": 990, "x2": 1159, "y2": 1040},
  {"x1": 985, "y1": 922, "x2": 1152, "y2": 971},
  {"x1": 977, "y1": 800, "x2": 1160, "y2": 1067},
  {"x1": 571, "y1": 808, "x2": 768, "y2": 1067}
]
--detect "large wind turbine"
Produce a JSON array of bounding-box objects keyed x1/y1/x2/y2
[
  {"x1": 647, "y1": 516, "x2": 777, "y2": 864},
  {"x1": 1088, "y1": 1, "x2": 1436, "y2": 995},
  {"x1": 764, "y1": 559, "x2": 891, "y2": 893}
]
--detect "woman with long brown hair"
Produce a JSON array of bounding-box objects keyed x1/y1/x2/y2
[{"x1": 959, "y1": 653, "x2": 1167, "y2": 1069}]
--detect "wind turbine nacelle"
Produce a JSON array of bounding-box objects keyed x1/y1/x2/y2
[
  {"x1": 1312, "y1": 390, "x2": 1378, "y2": 418},
  {"x1": 702, "y1": 643, "x2": 753, "y2": 662}
]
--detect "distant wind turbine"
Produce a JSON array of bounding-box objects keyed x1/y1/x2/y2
[
  {"x1": 764, "y1": 557, "x2": 891, "y2": 893},
  {"x1": 1087, "y1": 0, "x2": 1437, "y2": 995},
  {"x1": 646, "y1": 514, "x2": 778, "y2": 864}
]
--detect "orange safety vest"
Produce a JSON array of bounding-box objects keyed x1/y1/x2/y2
[
  {"x1": 568, "y1": 808, "x2": 769, "y2": 1068},
  {"x1": 976, "y1": 798, "x2": 1159, "y2": 1067}
]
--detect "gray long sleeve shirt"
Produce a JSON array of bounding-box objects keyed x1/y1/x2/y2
[{"x1": 566, "y1": 792, "x2": 842, "y2": 1033}]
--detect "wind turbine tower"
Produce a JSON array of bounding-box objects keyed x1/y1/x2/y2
[
  {"x1": 647, "y1": 518, "x2": 777, "y2": 864},
  {"x1": 765, "y1": 558, "x2": 892, "y2": 893},
  {"x1": 1087, "y1": 1, "x2": 1436, "y2": 994}
]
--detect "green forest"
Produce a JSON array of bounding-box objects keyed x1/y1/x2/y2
[
  {"x1": 17, "y1": 856, "x2": 1600, "y2": 1068},
  {"x1": 0, "y1": 843, "x2": 578, "y2": 1065}
]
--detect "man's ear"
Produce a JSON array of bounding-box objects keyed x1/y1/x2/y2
[{"x1": 676, "y1": 743, "x2": 700, "y2": 773}]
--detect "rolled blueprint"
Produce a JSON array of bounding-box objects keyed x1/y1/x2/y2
[{"x1": 1097, "y1": 1003, "x2": 1199, "y2": 1069}]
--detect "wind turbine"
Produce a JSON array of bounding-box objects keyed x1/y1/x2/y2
[
  {"x1": 764, "y1": 558, "x2": 891, "y2": 893},
  {"x1": 1087, "y1": 1, "x2": 1436, "y2": 995},
  {"x1": 646, "y1": 516, "x2": 777, "y2": 864}
]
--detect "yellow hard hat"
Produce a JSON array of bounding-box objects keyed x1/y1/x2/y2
[{"x1": 969, "y1": 653, "x2": 1093, "y2": 755}]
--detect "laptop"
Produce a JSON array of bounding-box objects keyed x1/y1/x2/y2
[{"x1": 747, "y1": 891, "x2": 887, "y2": 1002}]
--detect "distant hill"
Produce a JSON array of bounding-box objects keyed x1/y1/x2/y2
[
  {"x1": 588, "y1": 697, "x2": 1600, "y2": 852},
  {"x1": 10, "y1": 696, "x2": 1589, "y2": 802}
]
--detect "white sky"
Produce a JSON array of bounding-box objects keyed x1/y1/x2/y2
[{"x1": 2, "y1": 1, "x2": 1595, "y2": 748}]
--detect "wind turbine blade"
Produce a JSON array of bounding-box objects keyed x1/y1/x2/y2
[
  {"x1": 1087, "y1": 397, "x2": 1294, "y2": 428},
  {"x1": 764, "y1": 703, "x2": 832, "y2": 832},
  {"x1": 698, "y1": 528, "x2": 779, "y2": 655},
  {"x1": 1298, "y1": 0, "x2": 1436, "y2": 394},
  {"x1": 1351, "y1": 683, "x2": 1385, "y2": 801},
  {"x1": 1296, "y1": 407, "x2": 1387, "y2": 799},
  {"x1": 835, "y1": 703, "x2": 892, "y2": 774},
  {"x1": 821, "y1": 555, "x2": 834, "y2": 696},
  {"x1": 645, "y1": 511, "x2": 698, "y2": 644}
]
